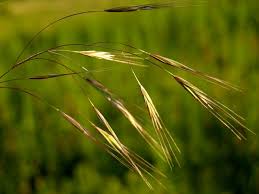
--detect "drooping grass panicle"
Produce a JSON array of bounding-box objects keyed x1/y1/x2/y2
[
  {"x1": 132, "y1": 70, "x2": 181, "y2": 168},
  {"x1": 172, "y1": 75, "x2": 255, "y2": 140},
  {"x1": 70, "y1": 43, "x2": 253, "y2": 140},
  {"x1": 51, "y1": 43, "x2": 253, "y2": 141},
  {"x1": 0, "y1": 1, "x2": 254, "y2": 190},
  {"x1": 6, "y1": 42, "x2": 251, "y2": 142}
]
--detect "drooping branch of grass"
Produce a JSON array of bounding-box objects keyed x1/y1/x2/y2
[
  {"x1": 1, "y1": 41, "x2": 254, "y2": 155},
  {"x1": 1, "y1": 41, "x2": 254, "y2": 150},
  {"x1": 49, "y1": 45, "x2": 253, "y2": 137},
  {"x1": 0, "y1": 1, "x2": 255, "y2": 189}
]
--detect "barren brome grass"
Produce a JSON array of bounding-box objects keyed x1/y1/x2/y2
[{"x1": 0, "y1": 1, "x2": 255, "y2": 189}]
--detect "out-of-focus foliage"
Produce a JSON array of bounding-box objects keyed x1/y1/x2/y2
[{"x1": 0, "y1": 0, "x2": 258, "y2": 193}]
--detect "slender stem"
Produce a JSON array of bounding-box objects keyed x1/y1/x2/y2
[{"x1": 14, "y1": 10, "x2": 102, "y2": 65}]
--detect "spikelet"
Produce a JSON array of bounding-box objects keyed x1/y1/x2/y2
[
  {"x1": 132, "y1": 71, "x2": 181, "y2": 168},
  {"x1": 172, "y1": 75, "x2": 255, "y2": 140}
]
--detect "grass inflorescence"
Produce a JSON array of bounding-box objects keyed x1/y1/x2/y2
[{"x1": 0, "y1": 1, "x2": 254, "y2": 189}]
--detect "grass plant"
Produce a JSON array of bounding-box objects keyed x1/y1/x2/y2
[{"x1": 0, "y1": 1, "x2": 255, "y2": 189}]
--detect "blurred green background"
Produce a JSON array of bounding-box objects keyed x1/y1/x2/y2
[{"x1": 0, "y1": 0, "x2": 258, "y2": 193}]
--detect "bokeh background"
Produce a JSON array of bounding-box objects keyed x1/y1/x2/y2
[{"x1": 0, "y1": 0, "x2": 258, "y2": 194}]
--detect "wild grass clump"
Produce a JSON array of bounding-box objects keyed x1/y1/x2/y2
[{"x1": 0, "y1": 1, "x2": 254, "y2": 189}]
